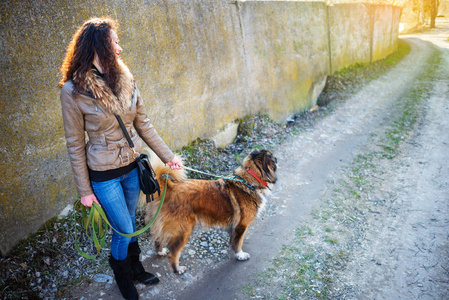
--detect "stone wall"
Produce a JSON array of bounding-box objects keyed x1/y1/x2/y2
[
  {"x1": 0, "y1": 0, "x2": 401, "y2": 255},
  {"x1": 328, "y1": 4, "x2": 372, "y2": 73},
  {"x1": 329, "y1": 4, "x2": 402, "y2": 72},
  {"x1": 237, "y1": 1, "x2": 330, "y2": 121},
  {"x1": 372, "y1": 5, "x2": 401, "y2": 61}
]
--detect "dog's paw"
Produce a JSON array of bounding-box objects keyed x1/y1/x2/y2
[
  {"x1": 157, "y1": 248, "x2": 169, "y2": 256},
  {"x1": 235, "y1": 251, "x2": 250, "y2": 261},
  {"x1": 177, "y1": 266, "x2": 187, "y2": 274}
]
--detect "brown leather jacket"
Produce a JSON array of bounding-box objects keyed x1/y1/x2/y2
[{"x1": 60, "y1": 63, "x2": 174, "y2": 197}]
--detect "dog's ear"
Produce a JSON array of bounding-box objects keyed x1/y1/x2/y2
[
  {"x1": 260, "y1": 151, "x2": 277, "y2": 184},
  {"x1": 250, "y1": 148, "x2": 262, "y2": 158},
  {"x1": 262, "y1": 151, "x2": 276, "y2": 172},
  {"x1": 265, "y1": 151, "x2": 277, "y2": 165}
]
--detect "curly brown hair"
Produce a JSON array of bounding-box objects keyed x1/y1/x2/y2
[{"x1": 59, "y1": 17, "x2": 121, "y2": 94}]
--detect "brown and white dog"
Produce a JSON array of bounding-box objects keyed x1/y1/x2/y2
[{"x1": 144, "y1": 149, "x2": 277, "y2": 274}]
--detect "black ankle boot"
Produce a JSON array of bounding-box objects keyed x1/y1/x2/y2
[
  {"x1": 128, "y1": 241, "x2": 160, "y2": 286},
  {"x1": 108, "y1": 256, "x2": 139, "y2": 300}
]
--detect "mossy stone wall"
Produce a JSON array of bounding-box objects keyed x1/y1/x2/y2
[
  {"x1": 328, "y1": 4, "x2": 372, "y2": 73},
  {"x1": 372, "y1": 5, "x2": 401, "y2": 61},
  {"x1": 237, "y1": 1, "x2": 330, "y2": 121},
  {"x1": 0, "y1": 0, "x2": 400, "y2": 255},
  {"x1": 329, "y1": 4, "x2": 401, "y2": 73}
]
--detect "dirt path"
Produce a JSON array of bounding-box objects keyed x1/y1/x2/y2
[
  {"x1": 324, "y1": 32, "x2": 449, "y2": 300},
  {"x1": 67, "y1": 20, "x2": 449, "y2": 300},
  {"x1": 176, "y1": 23, "x2": 449, "y2": 300},
  {"x1": 329, "y1": 30, "x2": 449, "y2": 299},
  {"x1": 332, "y1": 60, "x2": 449, "y2": 298}
]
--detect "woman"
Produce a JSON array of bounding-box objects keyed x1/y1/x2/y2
[{"x1": 59, "y1": 17, "x2": 182, "y2": 300}]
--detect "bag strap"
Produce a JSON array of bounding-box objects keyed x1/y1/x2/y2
[{"x1": 115, "y1": 114, "x2": 134, "y2": 148}]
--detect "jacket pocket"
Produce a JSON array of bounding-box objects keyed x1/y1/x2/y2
[{"x1": 86, "y1": 142, "x2": 119, "y2": 171}]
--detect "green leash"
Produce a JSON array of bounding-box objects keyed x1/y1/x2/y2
[{"x1": 74, "y1": 175, "x2": 168, "y2": 259}]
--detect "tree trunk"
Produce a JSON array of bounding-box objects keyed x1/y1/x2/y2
[{"x1": 430, "y1": 0, "x2": 437, "y2": 28}]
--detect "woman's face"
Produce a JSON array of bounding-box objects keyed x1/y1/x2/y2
[{"x1": 110, "y1": 29, "x2": 122, "y2": 58}]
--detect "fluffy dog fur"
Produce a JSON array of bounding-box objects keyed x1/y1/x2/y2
[{"x1": 144, "y1": 149, "x2": 277, "y2": 274}]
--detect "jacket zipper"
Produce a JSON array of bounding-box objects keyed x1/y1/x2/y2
[{"x1": 93, "y1": 101, "x2": 107, "y2": 116}]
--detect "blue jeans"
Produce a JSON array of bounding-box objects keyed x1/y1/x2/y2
[{"x1": 91, "y1": 167, "x2": 140, "y2": 260}]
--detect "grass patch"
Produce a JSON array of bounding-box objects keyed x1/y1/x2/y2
[{"x1": 240, "y1": 283, "x2": 256, "y2": 297}]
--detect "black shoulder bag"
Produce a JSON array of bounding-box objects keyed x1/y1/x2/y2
[{"x1": 115, "y1": 115, "x2": 160, "y2": 202}]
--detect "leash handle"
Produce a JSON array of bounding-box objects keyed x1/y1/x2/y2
[
  {"x1": 74, "y1": 200, "x2": 107, "y2": 259},
  {"x1": 74, "y1": 175, "x2": 168, "y2": 258}
]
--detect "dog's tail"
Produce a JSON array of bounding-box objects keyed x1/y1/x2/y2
[
  {"x1": 146, "y1": 148, "x2": 187, "y2": 194},
  {"x1": 143, "y1": 148, "x2": 187, "y2": 226}
]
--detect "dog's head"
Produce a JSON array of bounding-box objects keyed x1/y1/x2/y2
[{"x1": 243, "y1": 149, "x2": 278, "y2": 185}]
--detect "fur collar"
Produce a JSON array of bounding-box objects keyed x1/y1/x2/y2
[{"x1": 74, "y1": 60, "x2": 134, "y2": 114}]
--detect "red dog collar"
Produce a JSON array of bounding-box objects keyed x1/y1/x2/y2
[{"x1": 246, "y1": 168, "x2": 268, "y2": 187}]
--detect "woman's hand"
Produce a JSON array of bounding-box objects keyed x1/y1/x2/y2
[
  {"x1": 167, "y1": 157, "x2": 183, "y2": 170},
  {"x1": 80, "y1": 194, "x2": 101, "y2": 207}
]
